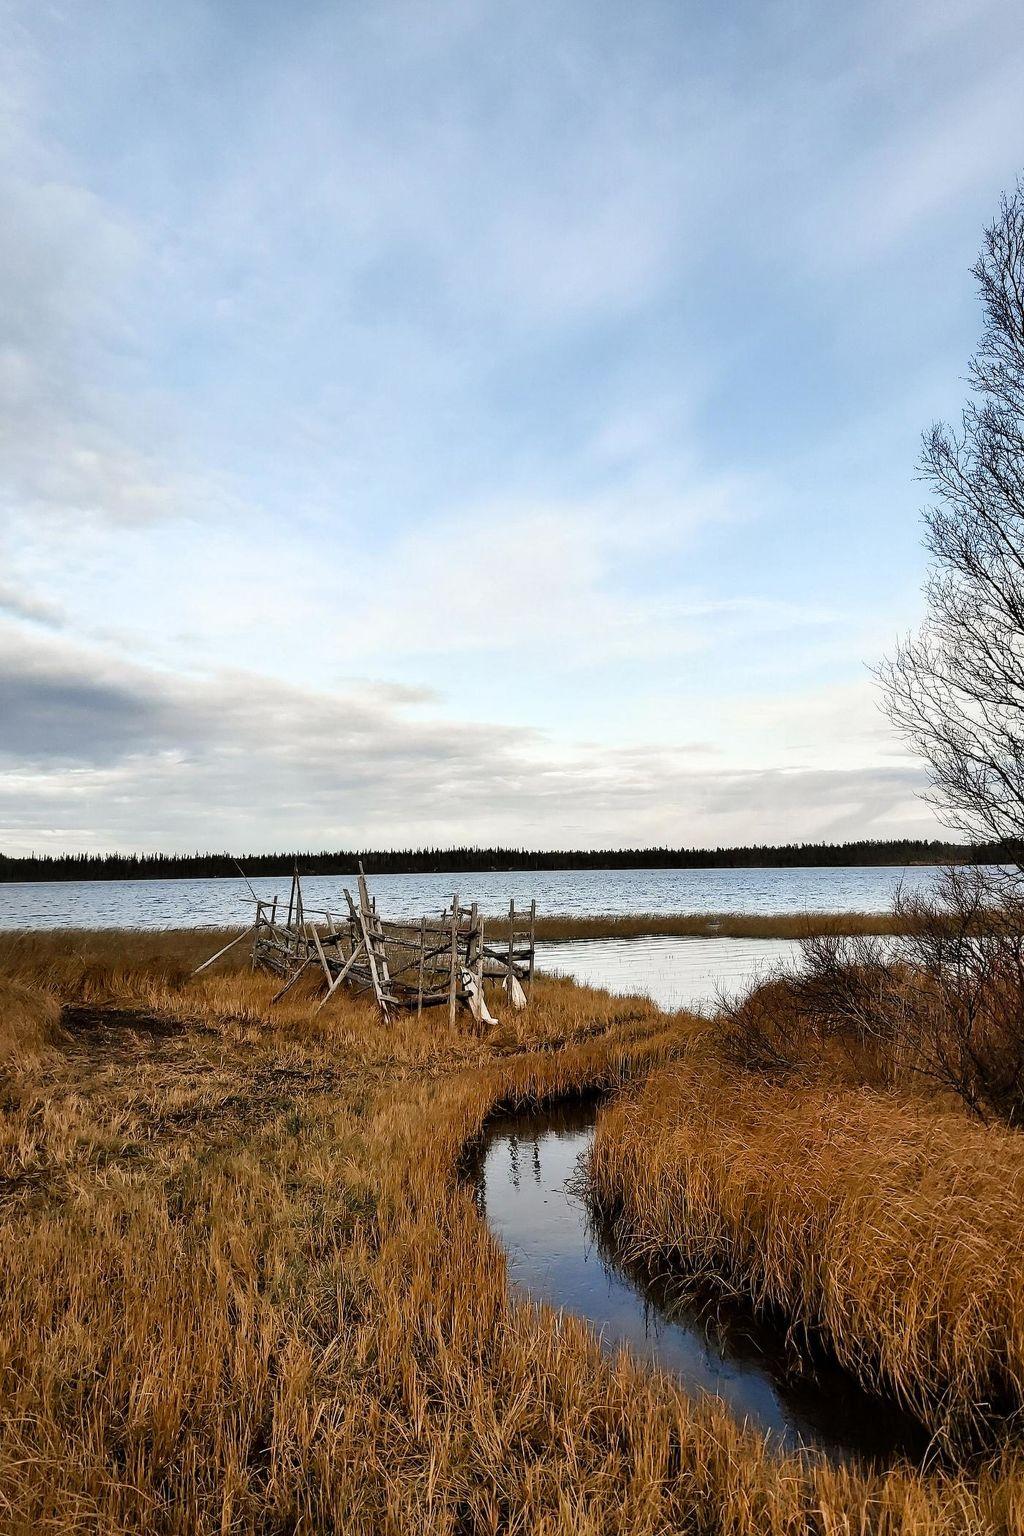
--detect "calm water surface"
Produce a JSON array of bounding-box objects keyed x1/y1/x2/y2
[
  {"x1": 0, "y1": 864, "x2": 942, "y2": 931},
  {"x1": 472, "y1": 1100, "x2": 929, "y2": 1465},
  {"x1": 536, "y1": 934, "x2": 803, "y2": 1012}
]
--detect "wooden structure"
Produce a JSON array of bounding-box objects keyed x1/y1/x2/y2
[{"x1": 194, "y1": 865, "x2": 536, "y2": 1025}]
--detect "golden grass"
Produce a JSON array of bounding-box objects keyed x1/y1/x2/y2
[
  {"x1": 591, "y1": 1059, "x2": 1024, "y2": 1447},
  {"x1": 530, "y1": 911, "x2": 906, "y2": 941},
  {"x1": 1, "y1": 929, "x2": 1023, "y2": 1532}
]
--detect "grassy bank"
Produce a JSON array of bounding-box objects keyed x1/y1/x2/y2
[
  {"x1": 2, "y1": 931, "x2": 1023, "y2": 1531},
  {"x1": 0, "y1": 908, "x2": 909, "y2": 956},
  {"x1": 532, "y1": 910, "x2": 905, "y2": 941},
  {"x1": 590, "y1": 1059, "x2": 1024, "y2": 1448}
]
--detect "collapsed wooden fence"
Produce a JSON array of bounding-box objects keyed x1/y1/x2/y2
[{"x1": 195, "y1": 864, "x2": 536, "y2": 1025}]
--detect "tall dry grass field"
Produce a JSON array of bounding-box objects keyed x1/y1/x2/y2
[{"x1": 0, "y1": 929, "x2": 1022, "y2": 1532}]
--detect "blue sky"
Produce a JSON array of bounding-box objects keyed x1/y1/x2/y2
[{"x1": 2, "y1": 0, "x2": 1023, "y2": 853}]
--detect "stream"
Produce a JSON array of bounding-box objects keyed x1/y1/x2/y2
[{"x1": 469, "y1": 1097, "x2": 931, "y2": 1467}]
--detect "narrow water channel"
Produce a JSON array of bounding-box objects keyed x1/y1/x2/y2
[{"x1": 470, "y1": 1098, "x2": 931, "y2": 1467}]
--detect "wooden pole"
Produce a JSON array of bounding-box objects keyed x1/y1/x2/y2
[
  {"x1": 271, "y1": 955, "x2": 313, "y2": 1004},
  {"x1": 192, "y1": 925, "x2": 256, "y2": 977},
  {"x1": 506, "y1": 898, "x2": 515, "y2": 1004},
  {"x1": 306, "y1": 920, "x2": 333, "y2": 990},
  {"x1": 468, "y1": 902, "x2": 478, "y2": 976},
  {"x1": 475, "y1": 911, "x2": 486, "y2": 1021},
  {"x1": 349, "y1": 883, "x2": 389, "y2": 1022},
  {"x1": 314, "y1": 939, "x2": 367, "y2": 1013},
  {"x1": 252, "y1": 902, "x2": 264, "y2": 970},
  {"x1": 528, "y1": 899, "x2": 536, "y2": 1000},
  {"x1": 448, "y1": 893, "x2": 459, "y2": 1027},
  {"x1": 417, "y1": 915, "x2": 425, "y2": 1018}
]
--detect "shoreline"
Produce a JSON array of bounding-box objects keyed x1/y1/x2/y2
[
  {"x1": 0, "y1": 911, "x2": 904, "y2": 942},
  {"x1": 532, "y1": 911, "x2": 901, "y2": 941}
]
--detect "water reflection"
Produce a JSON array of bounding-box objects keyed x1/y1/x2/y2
[
  {"x1": 471, "y1": 1099, "x2": 930, "y2": 1466},
  {"x1": 535, "y1": 934, "x2": 803, "y2": 1013}
]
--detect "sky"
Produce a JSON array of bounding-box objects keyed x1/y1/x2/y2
[{"x1": 2, "y1": 0, "x2": 1023, "y2": 856}]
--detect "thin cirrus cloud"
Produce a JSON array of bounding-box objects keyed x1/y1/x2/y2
[{"x1": 2, "y1": 0, "x2": 1022, "y2": 852}]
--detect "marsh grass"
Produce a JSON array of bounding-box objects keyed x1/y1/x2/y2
[
  {"x1": 533, "y1": 911, "x2": 908, "y2": 941},
  {"x1": 591, "y1": 1058, "x2": 1024, "y2": 1451},
  {"x1": 1, "y1": 929, "x2": 1023, "y2": 1532}
]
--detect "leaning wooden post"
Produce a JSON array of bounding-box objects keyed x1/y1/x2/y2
[
  {"x1": 252, "y1": 901, "x2": 263, "y2": 970},
  {"x1": 192, "y1": 924, "x2": 257, "y2": 977},
  {"x1": 448, "y1": 894, "x2": 460, "y2": 1025},
  {"x1": 417, "y1": 915, "x2": 425, "y2": 1018},
  {"x1": 306, "y1": 920, "x2": 333, "y2": 992},
  {"x1": 528, "y1": 899, "x2": 536, "y2": 1000},
  {"x1": 468, "y1": 902, "x2": 478, "y2": 975},
  {"x1": 347, "y1": 884, "x2": 389, "y2": 1023},
  {"x1": 475, "y1": 912, "x2": 485, "y2": 998},
  {"x1": 506, "y1": 899, "x2": 515, "y2": 1004}
]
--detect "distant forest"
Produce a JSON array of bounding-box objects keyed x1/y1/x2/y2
[{"x1": 0, "y1": 839, "x2": 1011, "y2": 883}]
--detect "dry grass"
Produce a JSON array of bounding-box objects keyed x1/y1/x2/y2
[
  {"x1": 591, "y1": 1058, "x2": 1024, "y2": 1447},
  {"x1": 533, "y1": 911, "x2": 907, "y2": 941},
  {"x1": 2, "y1": 929, "x2": 1023, "y2": 1532}
]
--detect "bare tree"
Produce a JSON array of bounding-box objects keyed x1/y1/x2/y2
[
  {"x1": 719, "y1": 186, "x2": 1024, "y2": 1125},
  {"x1": 893, "y1": 866, "x2": 1024, "y2": 1124},
  {"x1": 881, "y1": 183, "x2": 1024, "y2": 850}
]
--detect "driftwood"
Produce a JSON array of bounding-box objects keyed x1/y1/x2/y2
[{"x1": 193, "y1": 863, "x2": 536, "y2": 1025}]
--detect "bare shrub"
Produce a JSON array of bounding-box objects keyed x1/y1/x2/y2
[
  {"x1": 719, "y1": 934, "x2": 911, "y2": 1086},
  {"x1": 722, "y1": 866, "x2": 1024, "y2": 1124},
  {"x1": 893, "y1": 865, "x2": 1024, "y2": 1125}
]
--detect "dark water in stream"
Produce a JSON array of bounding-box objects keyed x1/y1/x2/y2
[{"x1": 470, "y1": 1099, "x2": 931, "y2": 1467}]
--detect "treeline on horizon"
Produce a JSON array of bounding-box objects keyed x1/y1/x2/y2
[{"x1": 0, "y1": 838, "x2": 1013, "y2": 883}]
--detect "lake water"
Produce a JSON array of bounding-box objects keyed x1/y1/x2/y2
[
  {"x1": 0, "y1": 863, "x2": 942, "y2": 931},
  {"x1": 470, "y1": 1099, "x2": 929, "y2": 1465},
  {"x1": 535, "y1": 934, "x2": 803, "y2": 1012}
]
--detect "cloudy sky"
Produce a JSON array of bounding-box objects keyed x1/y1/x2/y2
[{"x1": 2, "y1": 0, "x2": 1022, "y2": 855}]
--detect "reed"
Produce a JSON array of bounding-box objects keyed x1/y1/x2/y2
[
  {"x1": 591, "y1": 1058, "x2": 1024, "y2": 1447},
  {"x1": 529, "y1": 910, "x2": 909, "y2": 941},
  {"x1": 1, "y1": 930, "x2": 1022, "y2": 1532}
]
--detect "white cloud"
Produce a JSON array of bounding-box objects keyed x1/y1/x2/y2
[{"x1": 0, "y1": 627, "x2": 944, "y2": 853}]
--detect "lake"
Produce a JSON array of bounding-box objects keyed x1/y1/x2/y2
[{"x1": 0, "y1": 863, "x2": 943, "y2": 931}]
